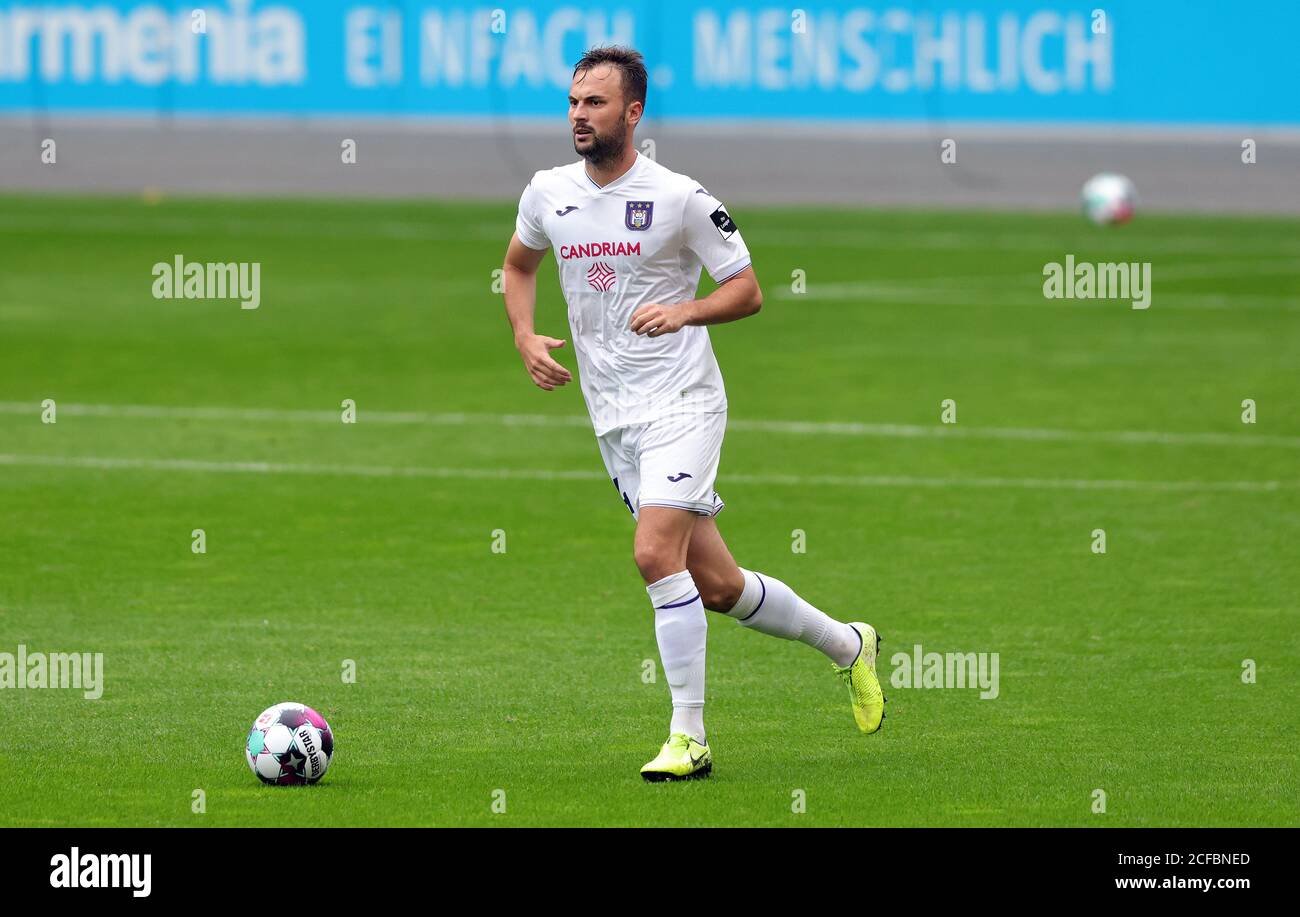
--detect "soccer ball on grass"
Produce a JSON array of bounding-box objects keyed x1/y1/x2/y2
[{"x1": 246, "y1": 702, "x2": 334, "y2": 785}]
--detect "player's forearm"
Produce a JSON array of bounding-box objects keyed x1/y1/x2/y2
[
  {"x1": 681, "y1": 273, "x2": 763, "y2": 327},
  {"x1": 502, "y1": 265, "x2": 539, "y2": 345}
]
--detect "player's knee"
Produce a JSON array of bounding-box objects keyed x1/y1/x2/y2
[
  {"x1": 634, "y1": 543, "x2": 681, "y2": 585},
  {"x1": 694, "y1": 571, "x2": 744, "y2": 611}
]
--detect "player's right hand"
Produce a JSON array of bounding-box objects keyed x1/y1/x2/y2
[{"x1": 516, "y1": 334, "x2": 572, "y2": 390}]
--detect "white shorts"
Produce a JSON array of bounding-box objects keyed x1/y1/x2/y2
[{"x1": 595, "y1": 410, "x2": 727, "y2": 521}]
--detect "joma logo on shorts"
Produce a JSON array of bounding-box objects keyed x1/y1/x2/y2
[{"x1": 667, "y1": 472, "x2": 693, "y2": 482}]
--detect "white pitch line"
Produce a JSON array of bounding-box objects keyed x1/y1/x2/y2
[
  {"x1": 0, "y1": 453, "x2": 601, "y2": 482},
  {"x1": 775, "y1": 283, "x2": 1300, "y2": 310},
  {"x1": 724, "y1": 418, "x2": 1300, "y2": 449},
  {"x1": 0, "y1": 401, "x2": 588, "y2": 429},
  {"x1": 2, "y1": 401, "x2": 1298, "y2": 450},
  {"x1": 776, "y1": 257, "x2": 1300, "y2": 289},
  {"x1": 759, "y1": 227, "x2": 1300, "y2": 257},
  {"x1": 2, "y1": 211, "x2": 1299, "y2": 257},
  {"x1": 0, "y1": 213, "x2": 507, "y2": 243},
  {"x1": 0, "y1": 453, "x2": 1290, "y2": 494}
]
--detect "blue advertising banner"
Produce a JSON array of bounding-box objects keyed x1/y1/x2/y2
[{"x1": 0, "y1": 1, "x2": 1294, "y2": 124}]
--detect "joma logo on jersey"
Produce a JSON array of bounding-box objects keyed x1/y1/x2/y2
[{"x1": 560, "y1": 241, "x2": 641, "y2": 260}]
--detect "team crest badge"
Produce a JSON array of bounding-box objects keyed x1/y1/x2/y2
[{"x1": 625, "y1": 201, "x2": 654, "y2": 231}]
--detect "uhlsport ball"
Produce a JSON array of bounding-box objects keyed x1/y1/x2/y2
[
  {"x1": 246, "y1": 702, "x2": 334, "y2": 785},
  {"x1": 1081, "y1": 172, "x2": 1137, "y2": 225}
]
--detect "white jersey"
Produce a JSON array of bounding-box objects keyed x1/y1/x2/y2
[{"x1": 515, "y1": 151, "x2": 751, "y2": 436}]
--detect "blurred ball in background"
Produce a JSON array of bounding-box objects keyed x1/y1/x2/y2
[{"x1": 1081, "y1": 172, "x2": 1138, "y2": 226}]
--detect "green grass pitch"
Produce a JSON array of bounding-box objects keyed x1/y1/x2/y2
[{"x1": 0, "y1": 194, "x2": 1297, "y2": 826}]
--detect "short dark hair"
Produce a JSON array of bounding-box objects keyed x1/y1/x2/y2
[{"x1": 573, "y1": 46, "x2": 647, "y2": 109}]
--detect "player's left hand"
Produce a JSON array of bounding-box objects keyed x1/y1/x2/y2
[{"x1": 629, "y1": 302, "x2": 689, "y2": 337}]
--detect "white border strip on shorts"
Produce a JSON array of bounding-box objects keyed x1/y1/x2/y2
[{"x1": 638, "y1": 497, "x2": 725, "y2": 517}]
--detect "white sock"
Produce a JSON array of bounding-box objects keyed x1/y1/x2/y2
[
  {"x1": 646, "y1": 570, "x2": 707, "y2": 743},
  {"x1": 724, "y1": 568, "x2": 861, "y2": 667}
]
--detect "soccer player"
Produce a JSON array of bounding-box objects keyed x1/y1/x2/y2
[{"x1": 501, "y1": 46, "x2": 884, "y2": 781}]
